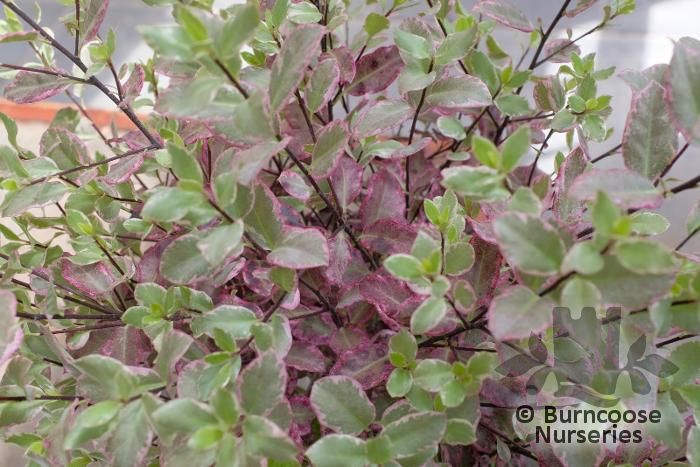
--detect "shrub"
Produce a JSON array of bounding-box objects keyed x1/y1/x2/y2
[{"x1": 0, "y1": 0, "x2": 699, "y2": 465}]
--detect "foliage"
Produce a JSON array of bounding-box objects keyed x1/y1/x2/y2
[{"x1": 0, "y1": 0, "x2": 698, "y2": 465}]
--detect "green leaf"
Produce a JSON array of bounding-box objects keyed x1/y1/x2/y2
[
  {"x1": 435, "y1": 28, "x2": 477, "y2": 65},
  {"x1": 188, "y1": 425, "x2": 223, "y2": 451},
  {"x1": 425, "y1": 76, "x2": 492, "y2": 110},
  {"x1": 493, "y1": 213, "x2": 566, "y2": 275},
  {"x1": 468, "y1": 50, "x2": 500, "y2": 95},
  {"x1": 154, "y1": 330, "x2": 193, "y2": 381},
  {"x1": 243, "y1": 415, "x2": 298, "y2": 461},
  {"x1": 394, "y1": 30, "x2": 432, "y2": 60},
  {"x1": 500, "y1": 126, "x2": 531, "y2": 172},
  {"x1": 175, "y1": 6, "x2": 208, "y2": 42},
  {"x1": 384, "y1": 254, "x2": 424, "y2": 280},
  {"x1": 441, "y1": 166, "x2": 508, "y2": 202},
  {"x1": 159, "y1": 233, "x2": 211, "y2": 285},
  {"x1": 306, "y1": 435, "x2": 368, "y2": 467},
  {"x1": 238, "y1": 352, "x2": 286, "y2": 415},
  {"x1": 471, "y1": 136, "x2": 500, "y2": 168},
  {"x1": 306, "y1": 58, "x2": 340, "y2": 113},
  {"x1": 364, "y1": 12, "x2": 390, "y2": 37},
  {"x1": 214, "y1": 3, "x2": 258, "y2": 59},
  {"x1": 508, "y1": 187, "x2": 541, "y2": 215},
  {"x1": 622, "y1": 81, "x2": 677, "y2": 179},
  {"x1": 444, "y1": 242, "x2": 475, "y2": 276},
  {"x1": 436, "y1": 116, "x2": 466, "y2": 140},
  {"x1": 667, "y1": 341, "x2": 700, "y2": 387},
  {"x1": 398, "y1": 62, "x2": 436, "y2": 93},
  {"x1": 64, "y1": 400, "x2": 122, "y2": 449},
  {"x1": 495, "y1": 94, "x2": 531, "y2": 116},
  {"x1": 310, "y1": 376, "x2": 375, "y2": 434},
  {"x1": 288, "y1": 1, "x2": 322, "y2": 24},
  {"x1": 629, "y1": 212, "x2": 669, "y2": 235},
  {"x1": 560, "y1": 277, "x2": 602, "y2": 313},
  {"x1": 390, "y1": 329, "x2": 417, "y2": 364},
  {"x1": 197, "y1": 221, "x2": 244, "y2": 266},
  {"x1": 191, "y1": 305, "x2": 257, "y2": 340},
  {"x1": 268, "y1": 227, "x2": 329, "y2": 269},
  {"x1": 311, "y1": 121, "x2": 349, "y2": 178},
  {"x1": 65, "y1": 209, "x2": 93, "y2": 235},
  {"x1": 0, "y1": 182, "x2": 71, "y2": 216},
  {"x1": 382, "y1": 411, "x2": 446, "y2": 458},
  {"x1": 613, "y1": 239, "x2": 679, "y2": 274},
  {"x1": 387, "y1": 368, "x2": 413, "y2": 397},
  {"x1": 667, "y1": 37, "x2": 700, "y2": 143},
  {"x1": 410, "y1": 297, "x2": 447, "y2": 335},
  {"x1": 108, "y1": 400, "x2": 151, "y2": 467},
  {"x1": 152, "y1": 399, "x2": 218, "y2": 437},
  {"x1": 269, "y1": 25, "x2": 325, "y2": 112},
  {"x1": 413, "y1": 359, "x2": 453, "y2": 392},
  {"x1": 245, "y1": 184, "x2": 283, "y2": 249},
  {"x1": 488, "y1": 286, "x2": 555, "y2": 340},
  {"x1": 366, "y1": 435, "x2": 393, "y2": 464},
  {"x1": 562, "y1": 241, "x2": 604, "y2": 275},
  {"x1": 141, "y1": 187, "x2": 203, "y2": 223}
]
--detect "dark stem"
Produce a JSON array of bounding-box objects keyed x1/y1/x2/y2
[
  {"x1": 214, "y1": 57, "x2": 249, "y2": 99},
  {"x1": 295, "y1": 90, "x2": 316, "y2": 143},
  {"x1": 675, "y1": 227, "x2": 699, "y2": 252},
  {"x1": 655, "y1": 141, "x2": 690, "y2": 186},
  {"x1": 74, "y1": 0, "x2": 80, "y2": 56},
  {"x1": 0, "y1": 63, "x2": 89, "y2": 83},
  {"x1": 527, "y1": 129, "x2": 554, "y2": 186},
  {"x1": 590, "y1": 142, "x2": 622, "y2": 163}
]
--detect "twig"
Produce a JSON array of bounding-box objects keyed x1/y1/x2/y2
[
  {"x1": 655, "y1": 141, "x2": 690, "y2": 186},
  {"x1": 213, "y1": 57, "x2": 249, "y2": 98},
  {"x1": 675, "y1": 227, "x2": 699, "y2": 252},
  {"x1": 527, "y1": 129, "x2": 554, "y2": 186},
  {"x1": 0, "y1": 63, "x2": 89, "y2": 83},
  {"x1": 590, "y1": 143, "x2": 622, "y2": 163}
]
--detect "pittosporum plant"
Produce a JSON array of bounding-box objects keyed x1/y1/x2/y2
[{"x1": 0, "y1": 0, "x2": 699, "y2": 465}]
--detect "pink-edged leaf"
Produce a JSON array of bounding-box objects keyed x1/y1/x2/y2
[
  {"x1": 475, "y1": 0, "x2": 534, "y2": 32},
  {"x1": 323, "y1": 231, "x2": 369, "y2": 287},
  {"x1": 329, "y1": 155, "x2": 363, "y2": 210},
  {"x1": 330, "y1": 46, "x2": 356, "y2": 85},
  {"x1": 311, "y1": 121, "x2": 349, "y2": 179},
  {"x1": 310, "y1": 375, "x2": 375, "y2": 434},
  {"x1": 565, "y1": 0, "x2": 597, "y2": 17},
  {"x1": 119, "y1": 64, "x2": 145, "y2": 108},
  {"x1": 488, "y1": 286, "x2": 554, "y2": 341},
  {"x1": 532, "y1": 76, "x2": 565, "y2": 112},
  {"x1": 360, "y1": 220, "x2": 417, "y2": 255},
  {"x1": 279, "y1": 170, "x2": 312, "y2": 201},
  {"x1": 4, "y1": 71, "x2": 71, "y2": 104},
  {"x1": 286, "y1": 342, "x2": 327, "y2": 372},
  {"x1": 0, "y1": 291, "x2": 22, "y2": 368},
  {"x1": 330, "y1": 340, "x2": 392, "y2": 389},
  {"x1": 349, "y1": 45, "x2": 403, "y2": 96},
  {"x1": 620, "y1": 64, "x2": 667, "y2": 91},
  {"x1": 666, "y1": 37, "x2": 700, "y2": 143},
  {"x1": 424, "y1": 75, "x2": 492, "y2": 111},
  {"x1": 570, "y1": 168, "x2": 663, "y2": 209},
  {"x1": 102, "y1": 152, "x2": 145, "y2": 185},
  {"x1": 542, "y1": 39, "x2": 581, "y2": 63},
  {"x1": 553, "y1": 147, "x2": 588, "y2": 226},
  {"x1": 61, "y1": 259, "x2": 120, "y2": 300},
  {"x1": 622, "y1": 81, "x2": 677, "y2": 180},
  {"x1": 268, "y1": 227, "x2": 330, "y2": 269},
  {"x1": 306, "y1": 57, "x2": 340, "y2": 113},
  {"x1": 135, "y1": 237, "x2": 173, "y2": 285},
  {"x1": 269, "y1": 24, "x2": 325, "y2": 112},
  {"x1": 80, "y1": 0, "x2": 110, "y2": 44},
  {"x1": 353, "y1": 99, "x2": 412, "y2": 138},
  {"x1": 361, "y1": 169, "x2": 406, "y2": 226},
  {"x1": 238, "y1": 351, "x2": 287, "y2": 416},
  {"x1": 218, "y1": 137, "x2": 290, "y2": 186}
]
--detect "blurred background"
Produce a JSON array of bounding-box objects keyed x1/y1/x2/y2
[{"x1": 0, "y1": 0, "x2": 699, "y2": 463}]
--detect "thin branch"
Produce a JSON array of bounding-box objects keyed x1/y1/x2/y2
[
  {"x1": 590, "y1": 142, "x2": 622, "y2": 163},
  {"x1": 74, "y1": 0, "x2": 80, "y2": 56},
  {"x1": 675, "y1": 227, "x2": 699, "y2": 252},
  {"x1": 16, "y1": 312, "x2": 121, "y2": 321},
  {"x1": 655, "y1": 141, "x2": 690, "y2": 186},
  {"x1": 27, "y1": 145, "x2": 156, "y2": 185},
  {"x1": 51, "y1": 322, "x2": 124, "y2": 334},
  {"x1": 295, "y1": 90, "x2": 317, "y2": 143},
  {"x1": 528, "y1": 0, "x2": 573, "y2": 70},
  {"x1": 657, "y1": 333, "x2": 697, "y2": 348},
  {"x1": 299, "y1": 277, "x2": 342, "y2": 327},
  {"x1": 533, "y1": 23, "x2": 604, "y2": 68},
  {"x1": 0, "y1": 395, "x2": 82, "y2": 402},
  {"x1": 527, "y1": 129, "x2": 554, "y2": 186},
  {"x1": 669, "y1": 173, "x2": 700, "y2": 194},
  {"x1": 214, "y1": 57, "x2": 249, "y2": 99},
  {"x1": 0, "y1": 63, "x2": 89, "y2": 83}
]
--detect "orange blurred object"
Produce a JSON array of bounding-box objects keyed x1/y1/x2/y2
[{"x1": 0, "y1": 98, "x2": 141, "y2": 130}]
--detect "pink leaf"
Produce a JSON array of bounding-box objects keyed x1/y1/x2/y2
[
  {"x1": 330, "y1": 339, "x2": 392, "y2": 389},
  {"x1": 279, "y1": 170, "x2": 311, "y2": 201},
  {"x1": 553, "y1": 147, "x2": 588, "y2": 227},
  {"x1": 359, "y1": 272, "x2": 413, "y2": 317},
  {"x1": 570, "y1": 168, "x2": 663, "y2": 209},
  {"x1": 61, "y1": 259, "x2": 120, "y2": 300},
  {"x1": 0, "y1": 291, "x2": 22, "y2": 368},
  {"x1": 361, "y1": 169, "x2": 406, "y2": 227},
  {"x1": 329, "y1": 155, "x2": 363, "y2": 210},
  {"x1": 330, "y1": 46, "x2": 356, "y2": 85},
  {"x1": 475, "y1": 0, "x2": 534, "y2": 32},
  {"x1": 323, "y1": 232, "x2": 369, "y2": 287},
  {"x1": 4, "y1": 71, "x2": 71, "y2": 104},
  {"x1": 565, "y1": 0, "x2": 598, "y2": 17},
  {"x1": 80, "y1": 0, "x2": 110, "y2": 43},
  {"x1": 542, "y1": 39, "x2": 581, "y2": 64},
  {"x1": 360, "y1": 220, "x2": 417, "y2": 255},
  {"x1": 349, "y1": 45, "x2": 403, "y2": 96},
  {"x1": 286, "y1": 342, "x2": 327, "y2": 372},
  {"x1": 119, "y1": 64, "x2": 145, "y2": 108},
  {"x1": 102, "y1": 152, "x2": 145, "y2": 185}
]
